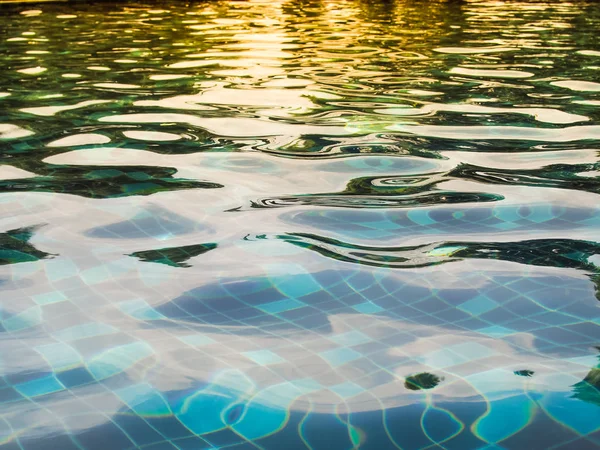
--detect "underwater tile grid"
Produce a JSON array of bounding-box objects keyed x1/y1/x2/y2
[{"x1": 1, "y1": 0, "x2": 600, "y2": 449}]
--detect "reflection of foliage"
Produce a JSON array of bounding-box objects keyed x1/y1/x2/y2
[
  {"x1": 269, "y1": 233, "x2": 600, "y2": 272},
  {"x1": 514, "y1": 370, "x2": 535, "y2": 377},
  {"x1": 251, "y1": 173, "x2": 501, "y2": 209},
  {"x1": 571, "y1": 369, "x2": 600, "y2": 407},
  {"x1": 260, "y1": 233, "x2": 600, "y2": 299},
  {"x1": 571, "y1": 347, "x2": 600, "y2": 407},
  {"x1": 592, "y1": 275, "x2": 600, "y2": 302},
  {"x1": 404, "y1": 372, "x2": 443, "y2": 391},
  {"x1": 0, "y1": 164, "x2": 222, "y2": 199},
  {"x1": 453, "y1": 240, "x2": 600, "y2": 302},
  {"x1": 259, "y1": 232, "x2": 450, "y2": 269},
  {"x1": 343, "y1": 174, "x2": 499, "y2": 202},
  {"x1": 452, "y1": 239, "x2": 600, "y2": 272},
  {"x1": 450, "y1": 163, "x2": 600, "y2": 197},
  {"x1": 249, "y1": 143, "x2": 600, "y2": 209},
  {"x1": 129, "y1": 243, "x2": 217, "y2": 268},
  {"x1": 0, "y1": 226, "x2": 54, "y2": 265},
  {"x1": 257, "y1": 160, "x2": 600, "y2": 210}
]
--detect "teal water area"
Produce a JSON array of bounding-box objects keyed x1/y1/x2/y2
[{"x1": 1, "y1": 0, "x2": 600, "y2": 449}]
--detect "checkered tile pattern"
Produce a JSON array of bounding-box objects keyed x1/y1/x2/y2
[
  {"x1": 1, "y1": 0, "x2": 600, "y2": 449},
  {"x1": 1, "y1": 248, "x2": 599, "y2": 449}
]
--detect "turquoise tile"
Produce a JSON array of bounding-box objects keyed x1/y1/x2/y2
[
  {"x1": 528, "y1": 205, "x2": 556, "y2": 224},
  {"x1": 232, "y1": 383, "x2": 304, "y2": 440},
  {"x1": 272, "y1": 273, "x2": 322, "y2": 299},
  {"x1": 53, "y1": 322, "x2": 117, "y2": 342},
  {"x1": 119, "y1": 298, "x2": 166, "y2": 320},
  {"x1": 32, "y1": 291, "x2": 67, "y2": 305},
  {"x1": 329, "y1": 382, "x2": 365, "y2": 399},
  {"x1": 9, "y1": 260, "x2": 42, "y2": 281},
  {"x1": 44, "y1": 258, "x2": 79, "y2": 282},
  {"x1": 3, "y1": 306, "x2": 42, "y2": 332},
  {"x1": 457, "y1": 295, "x2": 498, "y2": 316},
  {"x1": 88, "y1": 342, "x2": 154, "y2": 380},
  {"x1": 352, "y1": 302, "x2": 384, "y2": 314},
  {"x1": 114, "y1": 383, "x2": 171, "y2": 417},
  {"x1": 294, "y1": 378, "x2": 323, "y2": 393},
  {"x1": 493, "y1": 206, "x2": 521, "y2": 223},
  {"x1": 542, "y1": 391, "x2": 600, "y2": 435},
  {"x1": 479, "y1": 326, "x2": 515, "y2": 337},
  {"x1": 474, "y1": 395, "x2": 536, "y2": 444},
  {"x1": 320, "y1": 348, "x2": 361, "y2": 367},
  {"x1": 258, "y1": 298, "x2": 305, "y2": 314},
  {"x1": 35, "y1": 342, "x2": 81, "y2": 371},
  {"x1": 15, "y1": 375, "x2": 64, "y2": 398},
  {"x1": 174, "y1": 372, "x2": 253, "y2": 435},
  {"x1": 361, "y1": 220, "x2": 401, "y2": 230},
  {"x1": 243, "y1": 350, "x2": 284, "y2": 366},
  {"x1": 80, "y1": 265, "x2": 111, "y2": 285},
  {"x1": 330, "y1": 331, "x2": 370, "y2": 347},
  {"x1": 407, "y1": 209, "x2": 435, "y2": 226}
]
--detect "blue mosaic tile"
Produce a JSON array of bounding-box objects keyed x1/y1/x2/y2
[
  {"x1": 458, "y1": 296, "x2": 499, "y2": 317},
  {"x1": 15, "y1": 375, "x2": 64, "y2": 398},
  {"x1": 320, "y1": 348, "x2": 362, "y2": 367},
  {"x1": 258, "y1": 298, "x2": 306, "y2": 314},
  {"x1": 352, "y1": 302, "x2": 384, "y2": 314},
  {"x1": 1, "y1": 2, "x2": 600, "y2": 449},
  {"x1": 32, "y1": 291, "x2": 68, "y2": 305},
  {"x1": 243, "y1": 350, "x2": 285, "y2": 366}
]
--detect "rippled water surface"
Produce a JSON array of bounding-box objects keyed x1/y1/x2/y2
[{"x1": 1, "y1": 0, "x2": 600, "y2": 448}]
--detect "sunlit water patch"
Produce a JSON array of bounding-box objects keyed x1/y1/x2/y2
[{"x1": 1, "y1": 0, "x2": 600, "y2": 449}]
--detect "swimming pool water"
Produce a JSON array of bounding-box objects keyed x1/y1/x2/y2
[{"x1": 1, "y1": 0, "x2": 599, "y2": 449}]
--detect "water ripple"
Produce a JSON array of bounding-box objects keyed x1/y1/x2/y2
[{"x1": 2, "y1": 0, "x2": 600, "y2": 448}]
